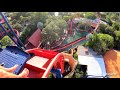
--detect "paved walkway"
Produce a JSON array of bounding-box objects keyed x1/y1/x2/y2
[
  {"x1": 77, "y1": 45, "x2": 102, "y2": 58},
  {"x1": 77, "y1": 45, "x2": 107, "y2": 78}
]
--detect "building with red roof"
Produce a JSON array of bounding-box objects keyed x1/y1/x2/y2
[{"x1": 25, "y1": 29, "x2": 42, "y2": 49}]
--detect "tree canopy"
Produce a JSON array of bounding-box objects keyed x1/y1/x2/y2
[{"x1": 41, "y1": 16, "x2": 67, "y2": 49}]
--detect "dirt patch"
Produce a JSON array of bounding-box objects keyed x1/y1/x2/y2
[{"x1": 104, "y1": 50, "x2": 120, "y2": 78}]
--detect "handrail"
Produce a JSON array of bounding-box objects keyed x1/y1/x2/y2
[
  {"x1": 52, "y1": 36, "x2": 86, "y2": 52},
  {"x1": 42, "y1": 53, "x2": 64, "y2": 78}
]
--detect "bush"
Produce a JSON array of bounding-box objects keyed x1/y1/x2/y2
[
  {"x1": 114, "y1": 31, "x2": 120, "y2": 49},
  {"x1": 63, "y1": 16, "x2": 71, "y2": 22},
  {"x1": 78, "y1": 21, "x2": 92, "y2": 31},
  {"x1": 13, "y1": 23, "x2": 22, "y2": 32},
  {"x1": 106, "y1": 15, "x2": 113, "y2": 26},
  {"x1": 112, "y1": 22, "x2": 120, "y2": 31},
  {"x1": 85, "y1": 12, "x2": 97, "y2": 20},
  {"x1": 72, "y1": 64, "x2": 86, "y2": 78},
  {"x1": 90, "y1": 34, "x2": 114, "y2": 54},
  {"x1": 73, "y1": 53, "x2": 78, "y2": 60},
  {"x1": 15, "y1": 12, "x2": 49, "y2": 44},
  {"x1": 42, "y1": 16, "x2": 67, "y2": 48},
  {"x1": 79, "y1": 12, "x2": 85, "y2": 18},
  {"x1": 81, "y1": 42, "x2": 86, "y2": 46},
  {"x1": 82, "y1": 41, "x2": 94, "y2": 48},
  {"x1": 86, "y1": 33, "x2": 93, "y2": 41},
  {"x1": 98, "y1": 24, "x2": 107, "y2": 34},
  {"x1": 0, "y1": 36, "x2": 13, "y2": 48},
  {"x1": 19, "y1": 27, "x2": 31, "y2": 43},
  {"x1": 105, "y1": 26, "x2": 114, "y2": 36}
]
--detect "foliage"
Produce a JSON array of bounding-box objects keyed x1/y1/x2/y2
[
  {"x1": 110, "y1": 13, "x2": 119, "y2": 21},
  {"x1": 0, "y1": 36, "x2": 13, "y2": 48},
  {"x1": 98, "y1": 24, "x2": 108, "y2": 33},
  {"x1": 78, "y1": 21, "x2": 92, "y2": 32},
  {"x1": 112, "y1": 22, "x2": 120, "y2": 31},
  {"x1": 84, "y1": 12, "x2": 97, "y2": 20},
  {"x1": 90, "y1": 34, "x2": 114, "y2": 54},
  {"x1": 73, "y1": 53, "x2": 78, "y2": 60},
  {"x1": 79, "y1": 12, "x2": 85, "y2": 18},
  {"x1": 114, "y1": 31, "x2": 120, "y2": 41},
  {"x1": 19, "y1": 27, "x2": 30, "y2": 43},
  {"x1": 105, "y1": 25, "x2": 114, "y2": 36},
  {"x1": 100, "y1": 12, "x2": 106, "y2": 20},
  {"x1": 48, "y1": 72, "x2": 54, "y2": 78},
  {"x1": 98, "y1": 21, "x2": 120, "y2": 50},
  {"x1": 12, "y1": 23, "x2": 22, "y2": 32},
  {"x1": 82, "y1": 41, "x2": 94, "y2": 48},
  {"x1": 28, "y1": 12, "x2": 49, "y2": 26},
  {"x1": 86, "y1": 33, "x2": 93, "y2": 41},
  {"x1": 114, "y1": 31, "x2": 120, "y2": 49},
  {"x1": 99, "y1": 23, "x2": 116, "y2": 36},
  {"x1": 106, "y1": 15, "x2": 113, "y2": 26},
  {"x1": 63, "y1": 16, "x2": 71, "y2": 22},
  {"x1": 73, "y1": 47, "x2": 78, "y2": 60},
  {"x1": 72, "y1": 64, "x2": 86, "y2": 78},
  {"x1": 105, "y1": 12, "x2": 120, "y2": 22},
  {"x1": 17, "y1": 12, "x2": 49, "y2": 43},
  {"x1": 41, "y1": 16, "x2": 67, "y2": 48}
]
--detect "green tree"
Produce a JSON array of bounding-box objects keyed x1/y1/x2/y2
[
  {"x1": 86, "y1": 33, "x2": 93, "y2": 41},
  {"x1": 42, "y1": 16, "x2": 67, "y2": 49},
  {"x1": 79, "y1": 12, "x2": 85, "y2": 18},
  {"x1": 18, "y1": 12, "x2": 49, "y2": 43},
  {"x1": 111, "y1": 13, "x2": 119, "y2": 22},
  {"x1": 105, "y1": 25, "x2": 114, "y2": 36},
  {"x1": 63, "y1": 16, "x2": 71, "y2": 22},
  {"x1": 112, "y1": 22, "x2": 120, "y2": 31},
  {"x1": 106, "y1": 15, "x2": 113, "y2": 26},
  {"x1": 114, "y1": 31, "x2": 120, "y2": 49},
  {"x1": 91, "y1": 34, "x2": 114, "y2": 54},
  {"x1": 0, "y1": 36, "x2": 13, "y2": 48},
  {"x1": 78, "y1": 21, "x2": 93, "y2": 32},
  {"x1": 19, "y1": 27, "x2": 31, "y2": 43},
  {"x1": 100, "y1": 12, "x2": 107, "y2": 20},
  {"x1": 12, "y1": 23, "x2": 22, "y2": 32},
  {"x1": 98, "y1": 24, "x2": 108, "y2": 34},
  {"x1": 84, "y1": 12, "x2": 96, "y2": 20}
]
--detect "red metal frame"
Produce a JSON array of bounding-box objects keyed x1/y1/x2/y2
[
  {"x1": 69, "y1": 18, "x2": 74, "y2": 34},
  {"x1": 52, "y1": 36, "x2": 86, "y2": 52},
  {"x1": 25, "y1": 48, "x2": 64, "y2": 78}
]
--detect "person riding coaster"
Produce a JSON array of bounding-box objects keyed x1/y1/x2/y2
[{"x1": 0, "y1": 64, "x2": 29, "y2": 78}]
